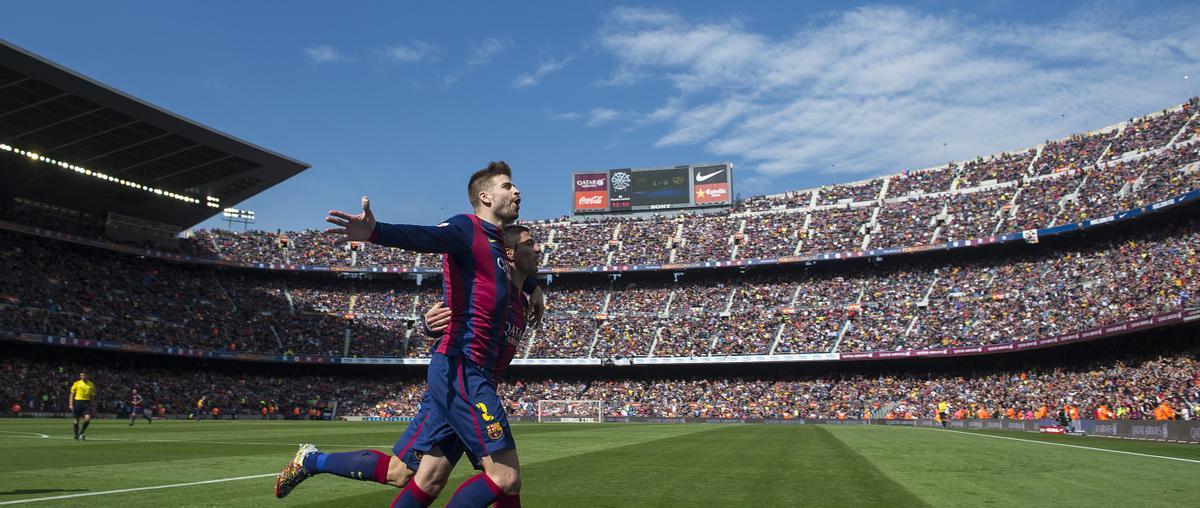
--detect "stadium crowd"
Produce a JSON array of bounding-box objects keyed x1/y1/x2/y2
[
  {"x1": 2, "y1": 100, "x2": 1196, "y2": 274},
  {"x1": 0, "y1": 98, "x2": 1198, "y2": 364},
  {"x1": 5, "y1": 341, "x2": 1196, "y2": 422},
  {"x1": 2, "y1": 210, "x2": 1198, "y2": 360}
]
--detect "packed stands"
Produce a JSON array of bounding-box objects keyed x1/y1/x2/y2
[{"x1": 5, "y1": 336, "x2": 1196, "y2": 420}]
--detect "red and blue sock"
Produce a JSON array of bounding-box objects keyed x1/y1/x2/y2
[
  {"x1": 301, "y1": 449, "x2": 390, "y2": 483},
  {"x1": 390, "y1": 480, "x2": 435, "y2": 508},
  {"x1": 445, "y1": 473, "x2": 505, "y2": 508}
]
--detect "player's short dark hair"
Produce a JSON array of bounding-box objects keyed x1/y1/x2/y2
[
  {"x1": 467, "y1": 161, "x2": 512, "y2": 209},
  {"x1": 502, "y1": 223, "x2": 530, "y2": 249}
]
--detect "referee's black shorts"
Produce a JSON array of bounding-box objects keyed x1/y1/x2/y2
[{"x1": 72, "y1": 400, "x2": 92, "y2": 418}]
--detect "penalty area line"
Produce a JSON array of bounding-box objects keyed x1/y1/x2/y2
[
  {"x1": 0, "y1": 473, "x2": 277, "y2": 505},
  {"x1": 916, "y1": 427, "x2": 1200, "y2": 464}
]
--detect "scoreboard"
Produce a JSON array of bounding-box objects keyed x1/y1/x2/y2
[{"x1": 572, "y1": 162, "x2": 732, "y2": 214}]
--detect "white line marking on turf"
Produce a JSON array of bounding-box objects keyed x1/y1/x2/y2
[
  {"x1": 918, "y1": 427, "x2": 1200, "y2": 464},
  {"x1": 0, "y1": 473, "x2": 277, "y2": 505},
  {"x1": 0, "y1": 431, "x2": 49, "y2": 438},
  {"x1": 0, "y1": 434, "x2": 390, "y2": 448}
]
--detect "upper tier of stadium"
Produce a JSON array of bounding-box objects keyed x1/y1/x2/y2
[
  {"x1": 8, "y1": 98, "x2": 1195, "y2": 273},
  {"x1": 3, "y1": 203, "x2": 1196, "y2": 364}
]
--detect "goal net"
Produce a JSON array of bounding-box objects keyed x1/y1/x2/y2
[{"x1": 536, "y1": 400, "x2": 602, "y2": 423}]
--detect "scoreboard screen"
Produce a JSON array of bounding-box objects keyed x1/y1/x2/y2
[
  {"x1": 572, "y1": 162, "x2": 732, "y2": 213},
  {"x1": 630, "y1": 168, "x2": 690, "y2": 207}
]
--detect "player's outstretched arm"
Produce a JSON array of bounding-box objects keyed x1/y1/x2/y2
[
  {"x1": 422, "y1": 301, "x2": 452, "y2": 337},
  {"x1": 325, "y1": 196, "x2": 377, "y2": 242},
  {"x1": 326, "y1": 196, "x2": 471, "y2": 253}
]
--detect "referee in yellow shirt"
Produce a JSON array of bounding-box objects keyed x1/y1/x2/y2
[{"x1": 69, "y1": 371, "x2": 96, "y2": 441}]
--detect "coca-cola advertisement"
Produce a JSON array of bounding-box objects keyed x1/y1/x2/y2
[{"x1": 574, "y1": 191, "x2": 607, "y2": 211}]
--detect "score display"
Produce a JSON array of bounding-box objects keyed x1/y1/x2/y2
[
  {"x1": 630, "y1": 168, "x2": 690, "y2": 207},
  {"x1": 572, "y1": 162, "x2": 732, "y2": 213}
]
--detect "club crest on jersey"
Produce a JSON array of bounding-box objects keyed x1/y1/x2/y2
[{"x1": 487, "y1": 422, "x2": 504, "y2": 440}]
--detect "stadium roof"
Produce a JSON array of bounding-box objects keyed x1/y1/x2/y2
[{"x1": 0, "y1": 39, "x2": 309, "y2": 230}]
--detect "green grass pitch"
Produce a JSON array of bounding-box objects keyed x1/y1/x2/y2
[{"x1": 1, "y1": 418, "x2": 1197, "y2": 507}]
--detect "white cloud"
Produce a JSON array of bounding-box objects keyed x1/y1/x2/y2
[
  {"x1": 446, "y1": 37, "x2": 513, "y2": 84},
  {"x1": 468, "y1": 37, "x2": 512, "y2": 66},
  {"x1": 656, "y1": 98, "x2": 752, "y2": 146},
  {"x1": 585, "y1": 108, "x2": 622, "y2": 127},
  {"x1": 382, "y1": 41, "x2": 438, "y2": 64},
  {"x1": 513, "y1": 54, "x2": 573, "y2": 88},
  {"x1": 303, "y1": 45, "x2": 348, "y2": 64},
  {"x1": 546, "y1": 110, "x2": 582, "y2": 121},
  {"x1": 592, "y1": 4, "x2": 1200, "y2": 185}
]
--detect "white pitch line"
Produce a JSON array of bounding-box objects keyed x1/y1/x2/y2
[
  {"x1": 0, "y1": 431, "x2": 49, "y2": 438},
  {"x1": 0, "y1": 473, "x2": 277, "y2": 505},
  {"x1": 918, "y1": 427, "x2": 1200, "y2": 464},
  {"x1": 0, "y1": 433, "x2": 390, "y2": 448}
]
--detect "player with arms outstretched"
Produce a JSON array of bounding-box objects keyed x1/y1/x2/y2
[{"x1": 275, "y1": 162, "x2": 541, "y2": 507}]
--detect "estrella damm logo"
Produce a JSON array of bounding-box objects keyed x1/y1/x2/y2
[
  {"x1": 476, "y1": 402, "x2": 495, "y2": 422},
  {"x1": 487, "y1": 422, "x2": 504, "y2": 440}
]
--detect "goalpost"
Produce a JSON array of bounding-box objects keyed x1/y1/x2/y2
[{"x1": 536, "y1": 400, "x2": 603, "y2": 423}]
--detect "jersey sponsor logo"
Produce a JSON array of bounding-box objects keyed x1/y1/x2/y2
[
  {"x1": 695, "y1": 169, "x2": 725, "y2": 182},
  {"x1": 487, "y1": 422, "x2": 504, "y2": 440},
  {"x1": 503, "y1": 319, "x2": 525, "y2": 345},
  {"x1": 476, "y1": 402, "x2": 496, "y2": 422}
]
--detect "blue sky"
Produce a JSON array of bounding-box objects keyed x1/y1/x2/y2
[{"x1": 3, "y1": 1, "x2": 1198, "y2": 232}]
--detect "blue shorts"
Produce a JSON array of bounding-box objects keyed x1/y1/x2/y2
[
  {"x1": 131, "y1": 406, "x2": 144, "y2": 415},
  {"x1": 391, "y1": 353, "x2": 514, "y2": 471},
  {"x1": 392, "y1": 392, "x2": 477, "y2": 472},
  {"x1": 72, "y1": 400, "x2": 91, "y2": 418}
]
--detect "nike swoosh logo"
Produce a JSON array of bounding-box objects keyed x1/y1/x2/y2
[{"x1": 695, "y1": 169, "x2": 725, "y2": 182}]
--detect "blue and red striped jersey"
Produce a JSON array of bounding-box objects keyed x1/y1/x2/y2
[
  {"x1": 370, "y1": 214, "x2": 516, "y2": 376},
  {"x1": 493, "y1": 282, "x2": 530, "y2": 379}
]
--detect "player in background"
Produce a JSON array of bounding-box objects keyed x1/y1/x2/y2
[
  {"x1": 69, "y1": 371, "x2": 95, "y2": 441},
  {"x1": 192, "y1": 395, "x2": 207, "y2": 421},
  {"x1": 937, "y1": 400, "x2": 949, "y2": 428},
  {"x1": 276, "y1": 163, "x2": 539, "y2": 507},
  {"x1": 129, "y1": 389, "x2": 152, "y2": 426}
]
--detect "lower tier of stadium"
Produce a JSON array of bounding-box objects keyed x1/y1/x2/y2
[{"x1": 5, "y1": 324, "x2": 1196, "y2": 423}]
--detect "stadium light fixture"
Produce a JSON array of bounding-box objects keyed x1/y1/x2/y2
[{"x1": 0, "y1": 142, "x2": 215, "y2": 206}]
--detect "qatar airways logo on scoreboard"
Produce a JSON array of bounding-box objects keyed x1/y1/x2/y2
[{"x1": 574, "y1": 172, "x2": 608, "y2": 191}]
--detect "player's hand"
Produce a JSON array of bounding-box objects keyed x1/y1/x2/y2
[
  {"x1": 325, "y1": 196, "x2": 377, "y2": 243},
  {"x1": 424, "y1": 301, "x2": 452, "y2": 333},
  {"x1": 528, "y1": 286, "x2": 545, "y2": 326}
]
